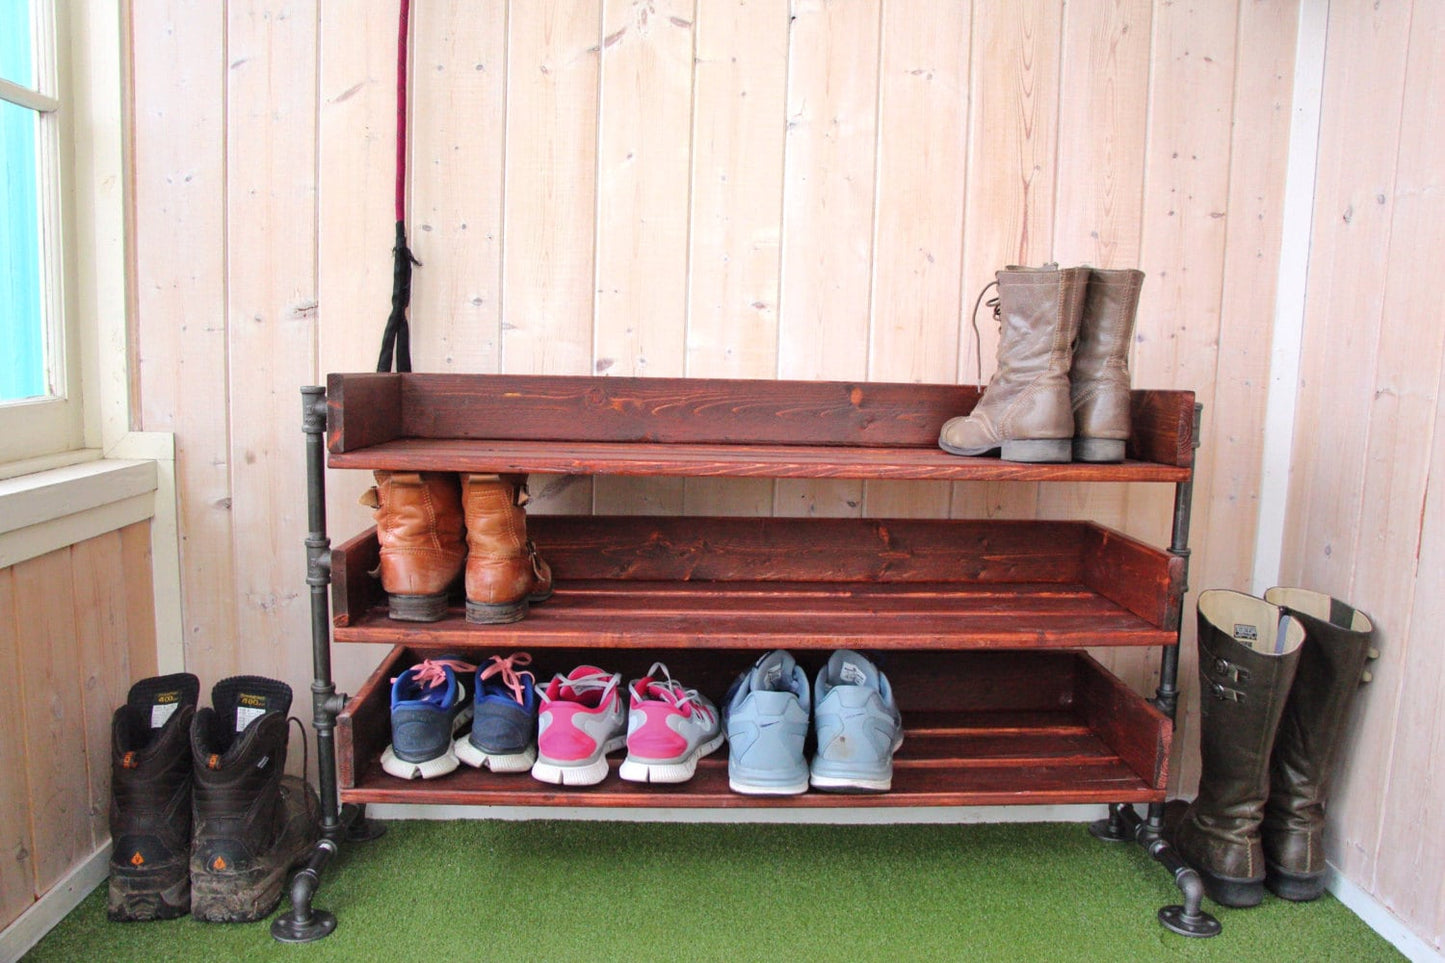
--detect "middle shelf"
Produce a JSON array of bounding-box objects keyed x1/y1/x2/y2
[{"x1": 331, "y1": 515, "x2": 1184, "y2": 650}]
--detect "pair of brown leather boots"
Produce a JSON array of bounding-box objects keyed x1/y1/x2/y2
[
  {"x1": 1171, "y1": 588, "x2": 1376, "y2": 908},
  {"x1": 939, "y1": 264, "x2": 1144, "y2": 463},
  {"x1": 361, "y1": 472, "x2": 553, "y2": 624}
]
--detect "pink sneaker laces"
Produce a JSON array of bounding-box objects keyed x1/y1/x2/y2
[
  {"x1": 480, "y1": 652, "x2": 534, "y2": 704},
  {"x1": 542, "y1": 668, "x2": 619, "y2": 708},
  {"x1": 631, "y1": 662, "x2": 708, "y2": 719},
  {"x1": 395, "y1": 657, "x2": 476, "y2": 690}
]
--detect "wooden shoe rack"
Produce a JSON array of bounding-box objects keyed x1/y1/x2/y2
[{"x1": 282, "y1": 373, "x2": 1217, "y2": 940}]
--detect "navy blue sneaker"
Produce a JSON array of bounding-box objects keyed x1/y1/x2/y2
[
  {"x1": 456, "y1": 652, "x2": 539, "y2": 772},
  {"x1": 380, "y1": 657, "x2": 476, "y2": 780}
]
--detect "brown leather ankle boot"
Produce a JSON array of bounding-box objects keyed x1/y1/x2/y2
[
  {"x1": 463, "y1": 473, "x2": 553, "y2": 624},
  {"x1": 939, "y1": 264, "x2": 1087, "y2": 463},
  {"x1": 1259, "y1": 587, "x2": 1376, "y2": 901},
  {"x1": 362, "y1": 471, "x2": 466, "y2": 621},
  {"x1": 1071, "y1": 268, "x2": 1144, "y2": 463},
  {"x1": 1171, "y1": 590, "x2": 1306, "y2": 908}
]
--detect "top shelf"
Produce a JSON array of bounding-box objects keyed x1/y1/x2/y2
[{"x1": 325, "y1": 373, "x2": 1195, "y2": 482}]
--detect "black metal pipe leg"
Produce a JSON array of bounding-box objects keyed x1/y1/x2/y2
[
  {"x1": 270, "y1": 839, "x2": 339, "y2": 943},
  {"x1": 344, "y1": 802, "x2": 387, "y2": 843},
  {"x1": 1088, "y1": 802, "x2": 1132, "y2": 842},
  {"x1": 1095, "y1": 801, "x2": 1221, "y2": 937}
]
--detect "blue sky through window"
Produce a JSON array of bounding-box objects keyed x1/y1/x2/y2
[{"x1": 1, "y1": 0, "x2": 46, "y2": 402}]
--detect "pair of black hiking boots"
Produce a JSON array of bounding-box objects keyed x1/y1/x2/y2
[{"x1": 107, "y1": 673, "x2": 320, "y2": 923}]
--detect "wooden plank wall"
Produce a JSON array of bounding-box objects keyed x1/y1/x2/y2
[
  {"x1": 121, "y1": 0, "x2": 1445, "y2": 950},
  {"x1": 0, "y1": 525, "x2": 157, "y2": 930},
  {"x1": 1279, "y1": 0, "x2": 1445, "y2": 949}
]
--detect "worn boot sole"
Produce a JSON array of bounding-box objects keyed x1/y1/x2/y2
[
  {"x1": 387, "y1": 591, "x2": 450, "y2": 622},
  {"x1": 1072, "y1": 437, "x2": 1127, "y2": 463},
  {"x1": 1197, "y1": 867, "x2": 1265, "y2": 908},
  {"x1": 465, "y1": 598, "x2": 528, "y2": 624},
  {"x1": 1265, "y1": 866, "x2": 1326, "y2": 901},
  {"x1": 107, "y1": 861, "x2": 190, "y2": 921},
  {"x1": 939, "y1": 437, "x2": 1072, "y2": 462}
]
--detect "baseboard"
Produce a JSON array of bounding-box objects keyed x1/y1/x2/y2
[
  {"x1": 1328, "y1": 866, "x2": 1443, "y2": 963},
  {"x1": 364, "y1": 803, "x2": 1107, "y2": 824},
  {"x1": 0, "y1": 843, "x2": 111, "y2": 963}
]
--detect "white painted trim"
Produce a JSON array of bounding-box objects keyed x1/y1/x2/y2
[
  {"x1": 1329, "y1": 866, "x2": 1444, "y2": 962},
  {"x1": 0, "y1": 447, "x2": 100, "y2": 482},
  {"x1": 0, "y1": 842, "x2": 109, "y2": 963},
  {"x1": 1252, "y1": 0, "x2": 1328, "y2": 595},
  {"x1": 0, "y1": 459, "x2": 156, "y2": 535},
  {"x1": 0, "y1": 76, "x2": 61, "y2": 112},
  {"x1": 0, "y1": 493, "x2": 154, "y2": 569},
  {"x1": 366, "y1": 803, "x2": 1108, "y2": 825}
]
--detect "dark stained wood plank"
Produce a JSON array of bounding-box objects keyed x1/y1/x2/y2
[
  {"x1": 1081, "y1": 522, "x2": 1187, "y2": 630},
  {"x1": 1127, "y1": 389, "x2": 1196, "y2": 468},
  {"x1": 331, "y1": 525, "x2": 382, "y2": 627},
  {"x1": 336, "y1": 644, "x2": 410, "y2": 789},
  {"x1": 326, "y1": 372, "x2": 402, "y2": 452},
  {"x1": 327, "y1": 437, "x2": 1191, "y2": 481},
  {"x1": 1075, "y1": 652, "x2": 1172, "y2": 789}
]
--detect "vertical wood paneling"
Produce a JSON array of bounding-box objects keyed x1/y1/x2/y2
[
  {"x1": 131, "y1": 0, "x2": 235, "y2": 684},
  {"x1": 1341, "y1": 1, "x2": 1445, "y2": 930},
  {"x1": 121, "y1": 522, "x2": 159, "y2": 679},
  {"x1": 13, "y1": 550, "x2": 90, "y2": 893},
  {"x1": 0, "y1": 568, "x2": 37, "y2": 928},
  {"x1": 226, "y1": 0, "x2": 320, "y2": 702},
  {"x1": 862, "y1": 0, "x2": 969, "y2": 520},
  {"x1": 501, "y1": 0, "x2": 602, "y2": 514},
  {"x1": 775, "y1": 0, "x2": 880, "y2": 519},
  {"x1": 71, "y1": 532, "x2": 133, "y2": 848},
  {"x1": 681, "y1": 0, "x2": 788, "y2": 518},
  {"x1": 592, "y1": 0, "x2": 695, "y2": 516},
  {"x1": 409, "y1": 1, "x2": 507, "y2": 375},
  {"x1": 949, "y1": 0, "x2": 1063, "y2": 524}
]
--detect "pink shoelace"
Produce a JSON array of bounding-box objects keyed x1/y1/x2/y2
[
  {"x1": 479, "y1": 652, "x2": 534, "y2": 705},
  {"x1": 631, "y1": 662, "x2": 710, "y2": 720},
  {"x1": 395, "y1": 658, "x2": 476, "y2": 691}
]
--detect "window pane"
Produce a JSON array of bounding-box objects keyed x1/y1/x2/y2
[
  {"x1": 0, "y1": 0, "x2": 33, "y2": 88},
  {"x1": 1, "y1": 97, "x2": 45, "y2": 402}
]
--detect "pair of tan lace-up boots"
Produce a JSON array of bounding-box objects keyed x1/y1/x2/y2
[
  {"x1": 939, "y1": 264, "x2": 1145, "y2": 464},
  {"x1": 361, "y1": 472, "x2": 553, "y2": 624}
]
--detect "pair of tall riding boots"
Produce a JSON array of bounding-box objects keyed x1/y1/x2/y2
[{"x1": 363, "y1": 472, "x2": 553, "y2": 624}]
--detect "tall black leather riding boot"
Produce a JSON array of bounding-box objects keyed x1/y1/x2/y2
[
  {"x1": 190, "y1": 676, "x2": 320, "y2": 922},
  {"x1": 1260, "y1": 587, "x2": 1376, "y2": 901},
  {"x1": 1172, "y1": 590, "x2": 1305, "y2": 907},
  {"x1": 107, "y1": 673, "x2": 200, "y2": 920}
]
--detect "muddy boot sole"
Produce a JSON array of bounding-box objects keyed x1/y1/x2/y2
[{"x1": 107, "y1": 860, "x2": 190, "y2": 921}]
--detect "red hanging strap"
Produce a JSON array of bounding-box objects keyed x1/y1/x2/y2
[{"x1": 377, "y1": 0, "x2": 417, "y2": 374}]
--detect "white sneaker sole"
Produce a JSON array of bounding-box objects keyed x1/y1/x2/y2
[
  {"x1": 380, "y1": 706, "x2": 474, "y2": 780},
  {"x1": 619, "y1": 731, "x2": 725, "y2": 784},
  {"x1": 530, "y1": 734, "x2": 626, "y2": 786},
  {"x1": 454, "y1": 736, "x2": 537, "y2": 773}
]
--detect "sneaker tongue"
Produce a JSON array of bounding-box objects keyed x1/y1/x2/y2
[
  {"x1": 753, "y1": 650, "x2": 797, "y2": 692},
  {"x1": 828, "y1": 649, "x2": 878, "y2": 688}
]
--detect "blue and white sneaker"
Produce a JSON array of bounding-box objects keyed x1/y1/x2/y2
[
  {"x1": 456, "y1": 653, "x2": 539, "y2": 773},
  {"x1": 380, "y1": 657, "x2": 475, "y2": 780},
  {"x1": 723, "y1": 650, "x2": 811, "y2": 795},
  {"x1": 809, "y1": 649, "x2": 903, "y2": 792}
]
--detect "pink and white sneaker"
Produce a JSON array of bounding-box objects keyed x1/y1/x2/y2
[
  {"x1": 619, "y1": 663, "x2": 724, "y2": 784},
  {"x1": 531, "y1": 666, "x2": 626, "y2": 786}
]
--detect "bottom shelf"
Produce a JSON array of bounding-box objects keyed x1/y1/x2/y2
[{"x1": 337, "y1": 647, "x2": 1170, "y2": 809}]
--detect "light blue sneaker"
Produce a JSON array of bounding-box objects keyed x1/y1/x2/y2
[
  {"x1": 723, "y1": 650, "x2": 811, "y2": 795},
  {"x1": 810, "y1": 650, "x2": 904, "y2": 792}
]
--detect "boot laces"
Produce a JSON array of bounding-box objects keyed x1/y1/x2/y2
[
  {"x1": 968, "y1": 280, "x2": 1000, "y2": 386},
  {"x1": 479, "y1": 652, "x2": 535, "y2": 705}
]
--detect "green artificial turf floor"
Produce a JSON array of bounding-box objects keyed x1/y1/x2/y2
[{"x1": 27, "y1": 819, "x2": 1403, "y2": 962}]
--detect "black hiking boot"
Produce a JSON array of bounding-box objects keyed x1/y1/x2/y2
[
  {"x1": 107, "y1": 673, "x2": 200, "y2": 921},
  {"x1": 190, "y1": 676, "x2": 320, "y2": 922}
]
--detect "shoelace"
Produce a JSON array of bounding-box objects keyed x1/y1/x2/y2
[
  {"x1": 542, "y1": 669, "x2": 619, "y2": 707},
  {"x1": 968, "y1": 280, "x2": 1000, "y2": 386},
  {"x1": 395, "y1": 657, "x2": 477, "y2": 692},
  {"x1": 632, "y1": 662, "x2": 706, "y2": 718},
  {"x1": 480, "y1": 652, "x2": 534, "y2": 705}
]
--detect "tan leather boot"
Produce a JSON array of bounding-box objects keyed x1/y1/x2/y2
[
  {"x1": 939, "y1": 265, "x2": 1086, "y2": 462},
  {"x1": 1071, "y1": 268, "x2": 1144, "y2": 462},
  {"x1": 463, "y1": 473, "x2": 554, "y2": 624},
  {"x1": 362, "y1": 471, "x2": 465, "y2": 622}
]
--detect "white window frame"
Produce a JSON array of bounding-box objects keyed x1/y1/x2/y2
[{"x1": 0, "y1": 0, "x2": 86, "y2": 468}]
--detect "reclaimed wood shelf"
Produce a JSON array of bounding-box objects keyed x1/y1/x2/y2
[
  {"x1": 330, "y1": 516, "x2": 1183, "y2": 650},
  {"x1": 337, "y1": 647, "x2": 1171, "y2": 807},
  {"x1": 318, "y1": 372, "x2": 1195, "y2": 812}
]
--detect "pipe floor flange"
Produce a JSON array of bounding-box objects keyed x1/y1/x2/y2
[
  {"x1": 271, "y1": 909, "x2": 337, "y2": 943},
  {"x1": 1158, "y1": 904, "x2": 1221, "y2": 938},
  {"x1": 1088, "y1": 815, "x2": 1132, "y2": 843}
]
